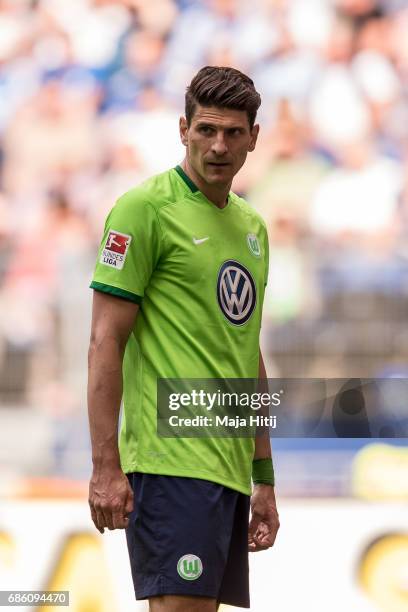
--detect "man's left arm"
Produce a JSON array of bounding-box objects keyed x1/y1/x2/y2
[{"x1": 248, "y1": 350, "x2": 280, "y2": 552}]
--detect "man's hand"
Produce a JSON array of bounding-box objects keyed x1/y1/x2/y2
[
  {"x1": 248, "y1": 484, "x2": 280, "y2": 552},
  {"x1": 88, "y1": 467, "x2": 134, "y2": 534}
]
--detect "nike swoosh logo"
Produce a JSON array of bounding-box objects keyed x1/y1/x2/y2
[{"x1": 193, "y1": 237, "x2": 210, "y2": 245}]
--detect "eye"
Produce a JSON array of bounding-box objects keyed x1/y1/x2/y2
[{"x1": 199, "y1": 126, "x2": 213, "y2": 135}]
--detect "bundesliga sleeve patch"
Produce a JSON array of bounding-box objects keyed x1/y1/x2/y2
[{"x1": 100, "y1": 230, "x2": 132, "y2": 270}]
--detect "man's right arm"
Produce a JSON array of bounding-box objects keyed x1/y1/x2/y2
[{"x1": 87, "y1": 290, "x2": 139, "y2": 533}]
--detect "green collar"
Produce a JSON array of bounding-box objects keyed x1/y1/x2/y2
[{"x1": 174, "y1": 165, "x2": 199, "y2": 193}]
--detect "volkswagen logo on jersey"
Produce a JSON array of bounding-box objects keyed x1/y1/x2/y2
[{"x1": 217, "y1": 260, "x2": 256, "y2": 325}]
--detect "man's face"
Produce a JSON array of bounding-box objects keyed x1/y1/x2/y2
[{"x1": 179, "y1": 105, "x2": 259, "y2": 188}]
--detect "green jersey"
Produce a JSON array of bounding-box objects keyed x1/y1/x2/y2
[{"x1": 90, "y1": 166, "x2": 269, "y2": 495}]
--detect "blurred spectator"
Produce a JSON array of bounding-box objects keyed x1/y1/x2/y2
[
  {"x1": 104, "y1": 29, "x2": 167, "y2": 110},
  {"x1": 3, "y1": 75, "x2": 100, "y2": 198},
  {"x1": 246, "y1": 99, "x2": 330, "y2": 234},
  {"x1": 310, "y1": 137, "x2": 402, "y2": 244},
  {"x1": 246, "y1": 100, "x2": 325, "y2": 369}
]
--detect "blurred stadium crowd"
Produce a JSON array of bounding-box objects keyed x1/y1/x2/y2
[{"x1": 0, "y1": 0, "x2": 408, "y2": 457}]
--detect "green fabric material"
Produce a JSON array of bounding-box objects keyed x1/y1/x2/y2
[
  {"x1": 252, "y1": 457, "x2": 275, "y2": 486},
  {"x1": 174, "y1": 164, "x2": 199, "y2": 192},
  {"x1": 90, "y1": 167, "x2": 269, "y2": 495},
  {"x1": 90, "y1": 281, "x2": 142, "y2": 304}
]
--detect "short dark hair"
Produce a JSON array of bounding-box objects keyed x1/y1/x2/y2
[{"x1": 185, "y1": 66, "x2": 261, "y2": 129}]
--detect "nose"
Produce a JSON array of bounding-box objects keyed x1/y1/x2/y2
[{"x1": 211, "y1": 131, "x2": 228, "y2": 156}]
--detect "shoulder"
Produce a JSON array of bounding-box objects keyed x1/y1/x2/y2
[
  {"x1": 115, "y1": 168, "x2": 184, "y2": 215},
  {"x1": 229, "y1": 191, "x2": 268, "y2": 232}
]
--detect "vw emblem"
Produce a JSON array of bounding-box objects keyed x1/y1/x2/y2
[{"x1": 217, "y1": 260, "x2": 256, "y2": 325}]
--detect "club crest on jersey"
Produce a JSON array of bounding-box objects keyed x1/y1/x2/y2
[
  {"x1": 247, "y1": 233, "x2": 261, "y2": 257},
  {"x1": 217, "y1": 260, "x2": 256, "y2": 325},
  {"x1": 100, "y1": 230, "x2": 132, "y2": 270}
]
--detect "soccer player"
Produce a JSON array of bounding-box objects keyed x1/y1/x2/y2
[{"x1": 88, "y1": 66, "x2": 280, "y2": 611}]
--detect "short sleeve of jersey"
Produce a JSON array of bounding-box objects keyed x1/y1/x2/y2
[{"x1": 90, "y1": 189, "x2": 163, "y2": 303}]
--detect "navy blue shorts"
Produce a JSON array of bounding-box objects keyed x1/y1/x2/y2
[{"x1": 125, "y1": 473, "x2": 250, "y2": 608}]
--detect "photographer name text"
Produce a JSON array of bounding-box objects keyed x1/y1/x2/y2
[{"x1": 167, "y1": 414, "x2": 277, "y2": 428}]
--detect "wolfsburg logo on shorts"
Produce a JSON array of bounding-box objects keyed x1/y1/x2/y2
[
  {"x1": 100, "y1": 230, "x2": 132, "y2": 270},
  {"x1": 177, "y1": 554, "x2": 203, "y2": 580},
  {"x1": 217, "y1": 260, "x2": 256, "y2": 325}
]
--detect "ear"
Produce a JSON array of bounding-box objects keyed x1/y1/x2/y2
[
  {"x1": 179, "y1": 116, "x2": 189, "y2": 147},
  {"x1": 248, "y1": 124, "x2": 260, "y2": 152}
]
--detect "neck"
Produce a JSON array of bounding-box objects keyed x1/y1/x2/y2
[{"x1": 181, "y1": 159, "x2": 230, "y2": 209}]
